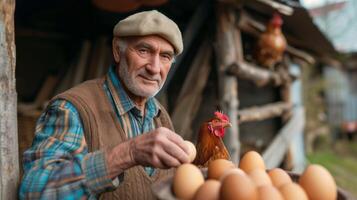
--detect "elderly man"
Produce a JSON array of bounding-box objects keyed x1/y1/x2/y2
[{"x1": 19, "y1": 10, "x2": 190, "y2": 199}]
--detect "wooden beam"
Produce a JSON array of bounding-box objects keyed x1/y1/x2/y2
[
  {"x1": 227, "y1": 61, "x2": 295, "y2": 87},
  {"x1": 54, "y1": 65, "x2": 75, "y2": 95},
  {"x1": 280, "y1": 56, "x2": 293, "y2": 122},
  {"x1": 171, "y1": 40, "x2": 212, "y2": 140},
  {"x1": 86, "y1": 37, "x2": 110, "y2": 79},
  {"x1": 256, "y1": 0, "x2": 294, "y2": 16},
  {"x1": 0, "y1": 0, "x2": 19, "y2": 198},
  {"x1": 286, "y1": 45, "x2": 315, "y2": 65},
  {"x1": 238, "y1": 102, "x2": 292, "y2": 123},
  {"x1": 34, "y1": 75, "x2": 59, "y2": 107},
  {"x1": 72, "y1": 40, "x2": 91, "y2": 86},
  {"x1": 158, "y1": 0, "x2": 210, "y2": 95},
  {"x1": 262, "y1": 107, "x2": 305, "y2": 169},
  {"x1": 215, "y1": 5, "x2": 240, "y2": 163}
]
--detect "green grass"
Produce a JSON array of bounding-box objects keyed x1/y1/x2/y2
[{"x1": 307, "y1": 140, "x2": 357, "y2": 198}]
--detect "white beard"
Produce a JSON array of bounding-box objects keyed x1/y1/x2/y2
[{"x1": 117, "y1": 56, "x2": 164, "y2": 98}]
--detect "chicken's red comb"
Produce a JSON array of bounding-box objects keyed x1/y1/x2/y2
[
  {"x1": 214, "y1": 111, "x2": 229, "y2": 121},
  {"x1": 271, "y1": 12, "x2": 283, "y2": 27}
]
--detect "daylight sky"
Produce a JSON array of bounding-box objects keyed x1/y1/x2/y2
[
  {"x1": 300, "y1": 0, "x2": 357, "y2": 52},
  {"x1": 300, "y1": 0, "x2": 349, "y2": 8}
]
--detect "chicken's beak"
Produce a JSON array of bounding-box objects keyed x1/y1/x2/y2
[{"x1": 223, "y1": 121, "x2": 232, "y2": 128}]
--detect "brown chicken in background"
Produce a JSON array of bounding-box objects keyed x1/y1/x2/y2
[
  {"x1": 255, "y1": 13, "x2": 287, "y2": 70},
  {"x1": 193, "y1": 111, "x2": 232, "y2": 167}
]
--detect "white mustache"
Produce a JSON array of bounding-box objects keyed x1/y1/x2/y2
[{"x1": 138, "y1": 72, "x2": 161, "y2": 82}]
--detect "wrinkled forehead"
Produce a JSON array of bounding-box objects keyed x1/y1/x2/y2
[{"x1": 124, "y1": 35, "x2": 175, "y2": 54}]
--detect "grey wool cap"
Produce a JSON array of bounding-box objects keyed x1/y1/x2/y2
[{"x1": 113, "y1": 10, "x2": 183, "y2": 55}]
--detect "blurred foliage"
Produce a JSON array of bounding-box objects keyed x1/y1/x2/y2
[{"x1": 300, "y1": 62, "x2": 330, "y2": 153}]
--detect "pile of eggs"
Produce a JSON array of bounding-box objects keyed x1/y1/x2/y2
[{"x1": 173, "y1": 151, "x2": 337, "y2": 200}]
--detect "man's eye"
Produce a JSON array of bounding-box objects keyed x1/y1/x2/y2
[
  {"x1": 138, "y1": 49, "x2": 148, "y2": 54},
  {"x1": 161, "y1": 54, "x2": 172, "y2": 61}
]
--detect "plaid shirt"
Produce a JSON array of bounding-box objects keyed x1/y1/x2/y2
[{"x1": 19, "y1": 65, "x2": 160, "y2": 199}]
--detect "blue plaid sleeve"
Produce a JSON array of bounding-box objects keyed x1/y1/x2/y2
[{"x1": 19, "y1": 99, "x2": 118, "y2": 199}]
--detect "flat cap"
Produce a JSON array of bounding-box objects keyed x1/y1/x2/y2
[{"x1": 113, "y1": 10, "x2": 183, "y2": 55}]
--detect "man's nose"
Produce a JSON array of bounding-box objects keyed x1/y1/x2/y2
[{"x1": 146, "y1": 54, "x2": 161, "y2": 74}]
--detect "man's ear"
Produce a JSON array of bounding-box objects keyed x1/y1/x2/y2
[{"x1": 112, "y1": 37, "x2": 121, "y2": 63}]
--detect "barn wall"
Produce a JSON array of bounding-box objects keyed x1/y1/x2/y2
[
  {"x1": 324, "y1": 67, "x2": 357, "y2": 127},
  {"x1": 238, "y1": 79, "x2": 281, "y2": 153}
]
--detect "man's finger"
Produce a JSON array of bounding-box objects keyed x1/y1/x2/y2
[
  {"x1": 165, "y1": 131, "x2": 190, "y2": 155},
  {"x1": 161, "y1": 138, "x2": 190, "y2": 164},
  {"x1": 156, "y1": 150, "x2": 181, "y2": 168}
]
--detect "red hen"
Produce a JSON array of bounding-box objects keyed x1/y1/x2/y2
[
  {"x1": 193, "y1": 111, "x2": 232, "y2": 167},
  {"x1": 255, "y1": 13, "x2": 287, "y2": 69}
]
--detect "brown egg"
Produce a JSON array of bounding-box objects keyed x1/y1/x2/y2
[
  {"x1": 173, "y1": 164, "x2": 204, "y2": 200},
  {"x1": 239, "y1": 151, "x2": 266, "y2": 173},
  {"x1": 279, "y1": 182, "x2": 308, "y2": 200},
  {"x1": 268, "y1": 168, "x2": 292, "y2": 188},
  {"x1": 248, "y1": 169, "x2": 272, "y2": 187},
  {"x1": 220, "y1": 173, "x2": 258, "y2": 200},
  {"x1": 258, "y1": 185, "x2": 284, "y2": 200},
  {"x1": 299, "y1": 164, "x2": 337, "y2": 200},
  {"x1": 184, "y1": 140, "x2": 197, "y2": 162},
  {"x1": 193, "y1": 180, "x2": 221, "y2": 200},
  {"x1": 220, "y1": 168, "x2": 246, "y2": 182},
  {"x1": 208, "y1": 159, "x2": 235, "y2": 180}
]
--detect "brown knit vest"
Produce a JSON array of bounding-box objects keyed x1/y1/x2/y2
[{"x1": 52, "y1": 77, "x2": 174, "y2": 200}]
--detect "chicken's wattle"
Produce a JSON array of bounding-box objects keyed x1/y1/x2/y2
[{"x1": 208, "y1": 124, "x2": 225, "y2": 138}]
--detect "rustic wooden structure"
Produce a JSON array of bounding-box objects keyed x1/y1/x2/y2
[
  {"x1": 209, "y1": 0, "x2": 304, "y2": 168},
  {"x1": 0, "y1": 0, "x2": 19, "y2": 199},
  {"x1": 10, "y1": 2, "x2": 339, "y2": 197},
  {"x1": 215, "y1": 5, "x2": 241, "y2": 163}
]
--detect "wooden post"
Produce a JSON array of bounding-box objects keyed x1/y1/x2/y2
[
  {"x1": 280, "y1": 56, "x2": 293, "y2": 122},
  {"x1": 171, "y1": 40, "x2": 212, "y2": 140},
  {"x1": 0, "y1": 0, "x2": 19, "y2": 199},
  {"x1": 216, "y1": 5, "x2": 240, "y2": 163},
  {"x1": 273, "y1": 56, "x2": 294, "y2": 170}
]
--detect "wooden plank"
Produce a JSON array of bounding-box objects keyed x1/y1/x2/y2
[
  {"x1": 280, "y1": 56, "x2": 293, "y2": 122},
  {"x1": 262, "y1": 107, "x2": 305, "y2": 169},
  {"x1": 227, "y1": 61, "x2": 294, "y2": 87},
  {"x1": 54, "y1": 64, "x2": 75, "y2": 95},
  {"x1": 95, "y1": 38, "x2": 111, "y2": 78},
  {"x1": 286, "y1": 45, "x2": 315, "y2": 65},
  {"x1": 171, "y1": 40, "x2": 211, "y2": 140},
  {"x1": 238, "y1": 101, "x2": 292, "y2": 123},
  {"x1": 158, "y1": 0, "x2": 210, "y2": 95},
  {"x1": 86, "y1": 36, "x2": 109, "y2": 79},
  {"x1": 34, "y1": 75, "x2": 59, "y2": 107},
  {"x1": 215, "y1": 5, "x2": 240, "y2": 163},
  {"x1": 0, "y1": 0, "x2": 19, "y2": 198},
  {"x1": 256, "y1": 0, "x2": 294, "y2": 16},
  {"x1": 55, "y1": 41, "x2": 91, "y2": 95},
  {"x1": 72, "y1": 40, "x2": 91, "y2": 86}
]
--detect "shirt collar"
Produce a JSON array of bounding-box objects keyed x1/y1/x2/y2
[{"x1": 106, "y1": 65, "x2": 160, "y2": 117}]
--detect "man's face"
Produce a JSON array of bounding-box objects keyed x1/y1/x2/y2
[{"x1": 115, "y1": 35, "x2": 175, "y2": 98}]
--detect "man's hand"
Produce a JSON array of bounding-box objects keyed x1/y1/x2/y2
[
  {"x1": 129, "y1": 127, "x2": 190, "y2": 168},
  {"x1": 105, "y1": 127, "x2": 190, "y2": 178}
]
